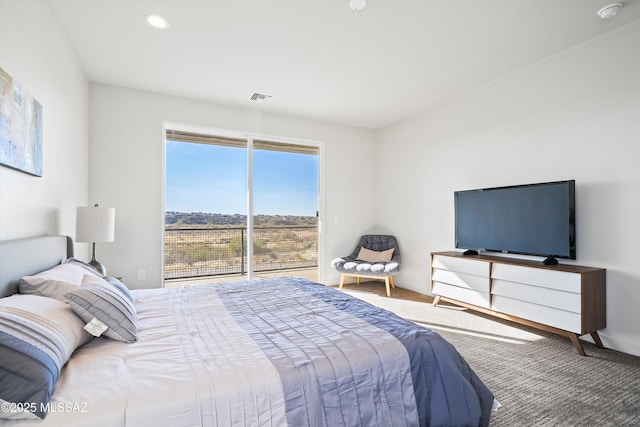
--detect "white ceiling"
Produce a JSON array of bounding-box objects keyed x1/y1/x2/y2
[{"x1": 46, "y1": 0, "x2": 640, "y2": 130}]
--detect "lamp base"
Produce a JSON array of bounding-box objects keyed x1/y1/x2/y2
[
  {"x1": 89, "y1": 258, "x2": 106, "y2": 276},
  {"x1": 90, "y1": 242, "x2": 107, "y2": 276}
]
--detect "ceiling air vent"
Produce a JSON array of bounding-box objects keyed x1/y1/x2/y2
[{"x1": 250, "y1": 92, "x2": 273, "y2": 104}]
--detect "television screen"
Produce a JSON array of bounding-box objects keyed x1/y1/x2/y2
[{"x1": 455, "y1": 180, "x2": 575, "y2": 260}]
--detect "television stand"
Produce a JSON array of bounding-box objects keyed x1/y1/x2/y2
[
  {"x1": 542, "y1": 255, "x2": 559, "y2": 265},
  {"x1": 430, "y1": 251, "x2": 606, "y2": 356}
]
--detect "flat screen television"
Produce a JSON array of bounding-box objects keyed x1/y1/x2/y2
[{"x1": 455, "y1": 180, "x2": 575, "y2": 264}]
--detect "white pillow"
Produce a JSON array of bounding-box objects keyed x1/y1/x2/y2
[{"x1": 19, "y1": 261, "x2": 102, "y2": 302}]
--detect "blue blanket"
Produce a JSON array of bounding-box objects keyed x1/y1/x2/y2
[{"x1": 216, "y1": 277, "x2": 494, "y2": 427}]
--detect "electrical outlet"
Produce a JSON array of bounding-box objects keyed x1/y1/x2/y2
[{"x1": 137, "y1": 269, "x2": 146, "y2": 280}]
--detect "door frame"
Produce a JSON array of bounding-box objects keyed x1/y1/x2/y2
[{"x1": 162, "y1": 121, "x2": 325, "y2": 284}]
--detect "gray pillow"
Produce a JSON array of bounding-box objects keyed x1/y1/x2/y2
[
  {"x1": 103, "y1": 276, "x2": 134, "y2": 303},
  {"x1": 19, "y1": 259, "x2": 102, "y2": 302},
  {"x1": 64, "y1": 275, "x2": 137, "y2": 343}
]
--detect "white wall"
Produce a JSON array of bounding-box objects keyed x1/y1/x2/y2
[
  {"x1": 376, "y1": 21, "x2": 640, "y2": 356},
  {"x1": 0, "y1": 0, "x2": 88, "y2": 244},
  {"x1": 89, "y1": 84, "x2": 376, "y2": 289}
]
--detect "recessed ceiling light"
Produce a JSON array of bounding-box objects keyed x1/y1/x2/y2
[
  {"x1": 349, "y1": 0, "x2": 367, "y2": 11},
  {"x1": 145, "y1": 14, "x2": 170, "y2": 29}
]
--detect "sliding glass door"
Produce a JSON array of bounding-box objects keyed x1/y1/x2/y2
[
  {"x1": 164, "y1": 133, "x2": 248, "y2": 281},
  {"x1": 164, "y1": 128, "x2": 321, "y2": 285},
  {"x1": 251, "y1": 140, "x2": 319, "y2": 280}
]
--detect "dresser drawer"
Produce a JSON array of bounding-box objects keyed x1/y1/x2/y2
[
  {"x1": 432, "y1": 282, "x2": 490, "y2": 308},
  {"x1": 432, "y1": 269, "x2": 490, "y2": 293},
  {"x1": 491, "y1": 295, "x2": 582, "y2": 333},
  {"x1": 491, "y1": 263, "x2": 581, "y2": 293},
  {"x1": 492, "y1": 280, "x2": 581, "y2": 313},
  {"x1": 432, "y1": 255, "x2": 490, "y2": 277}
]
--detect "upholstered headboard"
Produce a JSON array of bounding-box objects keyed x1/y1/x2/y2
[{"x1": 0, "y1": 235, "x2": 73, "y2": 298}]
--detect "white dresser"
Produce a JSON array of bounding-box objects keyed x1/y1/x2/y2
[{"x1": 430, "y1": 251, "x2": 606, "y2": 356}]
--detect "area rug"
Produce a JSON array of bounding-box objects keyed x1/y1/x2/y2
[{"x1": 339, "y1": 283, "x2": 640, "y2": 427}]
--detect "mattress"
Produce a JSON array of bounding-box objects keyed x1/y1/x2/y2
[{"x1": 0, "y1": 277, "x2": 494, "y2": 426}]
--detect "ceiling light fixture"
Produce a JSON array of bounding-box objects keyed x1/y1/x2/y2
[
  {"x1": 145, "y1": 14, "x2": 170, "y2": 29},
  {"x1": 349, "y1": 0, "x2": 367, "y2": 11},
  {"x1": 597, "y1": 2, "x2": 623, "y2": 19}
]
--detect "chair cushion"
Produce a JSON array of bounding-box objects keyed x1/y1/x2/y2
[
  {"x1": 356, "y1": 263, "x2": 373, "y2": 272},
  {"x1": 343, "y1": 261, "x2": 359, "y2": 271},
  {"x1": 370, "y1": 263, "x2": 386, "y2": 273},
  {"x1": 332, "y1": 259, "x2": 399, "y2": 277},
  {"x1": 384, "y1": 262, "x2": 400, "y2": 273}
]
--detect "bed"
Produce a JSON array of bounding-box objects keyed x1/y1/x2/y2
[{"x1": 0, "y1": 235, "x2": 496, "y2": 426}]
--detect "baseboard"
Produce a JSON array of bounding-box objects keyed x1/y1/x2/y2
[
  {"x1": 593, "y1": 333, "x2": 640, "y2": 357},
  {"x1": 324, "y1": 277, "x2": 359, "y2": 287},
  {"x1": 391, "y1": 279, "x2": 428, "y2": 296}
]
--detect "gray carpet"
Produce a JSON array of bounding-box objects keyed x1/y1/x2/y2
[{"x1": 338, "y1": 283, "x2": 640, "y2": 427}]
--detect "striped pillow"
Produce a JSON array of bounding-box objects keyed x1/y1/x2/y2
[
  {"x1": 0, "y1": 295, "x2": 91, "y2": 419},
  {"x1": 356, "y1": 246, "x2": 395, "y2": 263},
  {"x1": 64, "y1": 275, "x2": 137, "y2": 343}
]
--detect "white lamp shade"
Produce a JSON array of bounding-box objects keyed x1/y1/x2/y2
[{"x1": 76, "y1": 206, "x2": 115, "y2": 243}]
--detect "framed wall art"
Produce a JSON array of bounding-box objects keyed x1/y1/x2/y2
[{"x1": 0, "y1": 67, "x2": 43, "y2": 176}]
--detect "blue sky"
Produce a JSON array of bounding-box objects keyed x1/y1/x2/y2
[{"x1": 165, "y1": 141, "x2": 318, "y2": 216}]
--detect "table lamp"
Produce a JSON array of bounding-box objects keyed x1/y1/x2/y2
[{"x1": 76, "y1": 204, "x2": 115, "y2": 275}]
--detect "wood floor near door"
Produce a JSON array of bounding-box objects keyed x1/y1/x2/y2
[{"x1": 334, "y1": 281, "x2": 433, "y2": 304}]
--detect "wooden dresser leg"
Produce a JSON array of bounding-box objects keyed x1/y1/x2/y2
[
  {"x1": 569, "y1": 333, "x2": 586, "y2": 356},
  {"x1": 590, "y1": 331, "x2": 605, "y2": 349},
  {"x1": 432, "y1": 295, "x2": 441, "y2": 307}
]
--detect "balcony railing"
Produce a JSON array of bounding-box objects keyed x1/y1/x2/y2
[{"x1": 164, "y1": 226, "x2": 318, "y2": 280}]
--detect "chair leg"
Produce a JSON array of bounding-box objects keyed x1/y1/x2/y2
[
  {"x1": 339, "y1": 274, "x2": 345, "y2": 290},
  {"x1": 384, "y1": 276, "x2": 391, "y2": 297},
  {"x1": 389, "y1": 275, "x2": 396, "y2": 289},
  {"x1": 356, "y1": 276, "x2": 361, "y2": 285}
]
